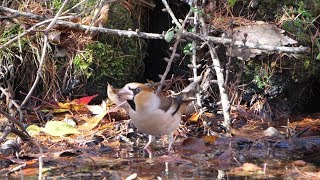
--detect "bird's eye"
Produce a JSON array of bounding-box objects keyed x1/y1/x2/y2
[
  {"x1": 135, "y1": 87, "x2": 142, "y2": 93},
  {"x1": 128, "y1": 86, "x2": 142, "y2": 95}
]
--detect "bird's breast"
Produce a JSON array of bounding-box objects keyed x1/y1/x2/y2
[{"x1": 129, "y1": 109, "x2": 181, "y2": 136}]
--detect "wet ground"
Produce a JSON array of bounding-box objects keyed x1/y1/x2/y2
[{"x1": 1, "y1": 134, "x2": 319, "y2": 179}]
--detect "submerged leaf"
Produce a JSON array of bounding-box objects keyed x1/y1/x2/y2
[{"x1": 41, "y1": 121, "x2": 80, "y2": 137}]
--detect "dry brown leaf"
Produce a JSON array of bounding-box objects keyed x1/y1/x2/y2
[{"x1": 188, "y1": 112, "x2": 201, "y2": 122}]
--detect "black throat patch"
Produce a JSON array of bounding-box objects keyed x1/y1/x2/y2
[{"x1": 127, "y1": 99, "x2": 136, "y2": 111}]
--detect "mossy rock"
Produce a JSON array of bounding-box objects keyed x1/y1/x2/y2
[{"x1": 73, "y1": 3, "x2": 145, "y2": 87}]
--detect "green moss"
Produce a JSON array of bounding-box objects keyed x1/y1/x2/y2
[{"x1": 73, "y1": 3, "x2": 145, "y2": 87}]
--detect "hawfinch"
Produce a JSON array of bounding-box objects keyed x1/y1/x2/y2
[{"x1": 117, "y1": 82, "x2": 195, "y2": 152}]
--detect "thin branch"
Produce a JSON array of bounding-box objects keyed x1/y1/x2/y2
[
  {"x1": 0, "y1": 6, "x2": 44, "y2": 20},
  {"x1": 191, "y1": 1, "x2": 202, "y2": 106},
  {"x1": 20, "y1": 0, "x2": 70, "y2": 107},
  {"x1": 161, "y1": 0, "x2": 182, "y2": 28},
  {"x1": 0, "y1": 6, "x2": 310, "y2": 54},
  {"x1": 182, "y1": 32, "x2": 310, "y2": 54},
  {"x1": 55, "y1": 20, "x2": 309, "y2": 54},
  {"x1": 0, "y1": 108, "x2": 29, "y2": 139},
  {"x1": 85, "y1": 0, "x2": 104, "y2": 33},
  {"x1": 208, "y1": 42, "x2": 231, "y2": 132},
  {"x1": 0, "y1": 16, "x2": 73, "y2": 50},
  {"x1": 156, "y1": 10, "x2": 193, "y2": 94},
  {"x1": 0, "y1": 87, "x2": 24, "y2": 122}
]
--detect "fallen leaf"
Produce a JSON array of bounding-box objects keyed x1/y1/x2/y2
[
  {"x1": 87, "y1": 100, "x2": 107, "y2": 115},
  {"x1": 73, "y1": 94, "x2": 98, "y2": 105},
  {"x1": 78, "y1": 110, "x2": 108, "y2": 131},
  {"x1": 41, "y1": 121, "x2": 80, "y2": 136},
  {"x1": 125, "y1": 173, "x2": 137, "y2": 180},
  {"x1": 179, "y1": 137, "x2": 208, "y2": 154},
  {"x1": 26, "y1": 125, "x2": 41, "y2": 136},
  {"x1": 203, "y1": 135, "x2": 218, "y2": 144},
  {"x1": 241, "y1": 163, "x2": 262, "y2": 172},
  {"x1": 188, "y1": 112, "x2": 201, "y2": 122}
]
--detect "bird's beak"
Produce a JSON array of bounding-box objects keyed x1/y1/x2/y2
[{"x1": 117, "y1": 88, "x2": 134, "y2": 100}]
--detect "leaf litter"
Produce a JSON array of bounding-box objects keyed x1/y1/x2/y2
[{"x1": 1, "y1": 94, "x2": 320, "y2": 179}]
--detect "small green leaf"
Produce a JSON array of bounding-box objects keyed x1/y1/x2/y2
[
  {"x1": 316, "y1": 53, "x2": 320, "y2": 60},
  {"x1": 183, "y1": 43, "x2": 193, "y2": 55},
  {"x1": 165, "y1": 28, "x2": 175, "y2": 42},
  {"x1": 41, "y1": 121, "x2": 80, "y2": 137},
  {"x1": 26, "y1": 125, "x2": 41, "y2": 136},
  {"x1": 227, "y1": 0, "x2": 237, "y2": 7}
]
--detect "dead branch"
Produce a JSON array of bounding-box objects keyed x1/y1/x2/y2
[
  {"x1": 183, "y1": 32, "x2": 310, "y2": 54},
  {"x1": 58, "y1": 22, "x2": 310, "y2": 54},
  {"x1": 0, "y1": 6, "x2": 309, "y2": 54},
  {"x1": 161, "y1": 0, "x2": 182, "y2": 28},
  {"x1": 208, "y1": 42, "x2": 231, "y2": 132},
  {"x1": 0, "y1": 16, "x2": 74, "y2": 50},
  {"x1": 0, "y1": 108, "x2": 30, "y2": 141},
  {"x1": 191, "y1": 1, "x2": 202, "y2": 107},
  {"x1": 156, "y1": 3, "x2": 192, "y2": 94},
  {"x1": 0, "y1": 6, "x2": 44, "y2": 20}
]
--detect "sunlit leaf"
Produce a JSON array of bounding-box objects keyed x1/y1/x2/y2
[
  {"x1": 164, "y1": 27, "x2": 175, "y2": 42},
  {"x1": 26, "y1": 125, "x2": 41, "y2": 136},
  {"x1": 41, "y1": 121, "x2": 80, "y2": 137},
  {"x1": 87, "y1": 100, "x2": 107, "y2": 115},
  {"x1": 242, "y1": 163, "x2": 262, "y2": 172},
  {"x1": 125, "y1": 173, "x2": 137, "y2": 180},
  {"x1": 78, "y1": 110, "x2": 108, "y2": 131},
  {"x1": 52, "y1": 108, "x2": 70, "y2": 113},
  {"x1": 58, "y1": 102, "x2": 73, "y2": 109},
  {"x1": 73, "y1": 94, "x2": 98, "y2": 105},
  {"x1": 57, "y1": 102, "x2": 86, "y2": 111},
  {"x1": 188, "y1": 112, "x2": 201, "y2": 122}
]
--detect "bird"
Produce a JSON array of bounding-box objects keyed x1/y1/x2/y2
[{"x1": 116, "y1": 81, "x2": 198, "y2": 152}]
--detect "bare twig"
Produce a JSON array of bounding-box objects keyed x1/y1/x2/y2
[
  {"x1": 62, "y1": 0, "x2": 87, "y2": 15},
  {"x1": 0, "y1": 6, "x2": 44, "y2": 20},
  {"x1": 0, "y1": 108, "x2": 29, "y2": 139},
  {"x1": 0, "y1": 6, "x2": 310, "y2": 53},
  {"x1": 0, "y1": 16, "x2": 73, "y2": 50},
  {"x1": 182, "y1": 32, "x2": 310, "y2": 54},
  {"x1": 0, "y1": 126, "x2": 12, "y2": 144},
  {"x1": 85, "y1": 0, "x2": 104, "y2": 33},
  {"x1": 54, "y1": 20, "x2": 309, "y2": 54},
  {"x1": 161, "y1": 0, "x2": 182, "y2": 28},
  {"x1": 191, "y1": 1, "x2": 202, "y2": 106},
  {"x1": 20, "y1": 0, "x2": 69, "y2": 108},
  {"x1": 208, "y1": 42, "x2": 231, "y2": 132},
  {"x1": 0, "y1": 87, "x2": 23, "y2": 122},
  {"x1": 156, "y1": 10, "x2": 193, "y2": 94}
]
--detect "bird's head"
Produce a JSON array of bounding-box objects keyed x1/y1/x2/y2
[{"x1": 116, "y1": 82, "x2": 153, "y2": 101}]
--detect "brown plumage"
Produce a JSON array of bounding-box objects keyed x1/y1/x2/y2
[{"x1": 117, "y1": 82, "x2": 194, "y2": 152}]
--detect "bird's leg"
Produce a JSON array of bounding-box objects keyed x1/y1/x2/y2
[
  {"x1": 143, "y1": 135, "x2": 154, "y2": 150},
  {"x1": 167, "y1": 133, "x2": 174, "y2": 153}
]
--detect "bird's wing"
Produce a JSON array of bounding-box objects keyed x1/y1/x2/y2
[{"x1": 158, "y1": 95, "x2": 173, "y2": 112}]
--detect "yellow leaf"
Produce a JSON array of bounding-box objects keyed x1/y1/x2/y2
[
  {"x1": 188, "y1": 112, "x2": 201, "y2": 122},
  {"x1": 58, "y1": 102, "x2": 73, "y2": 109},
  {"x1": 53, "y1": 108, "x2": 70, "y2": 113},
  {"x1": 78, "y1": 110, "x2": 108, "y2": 131}
]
